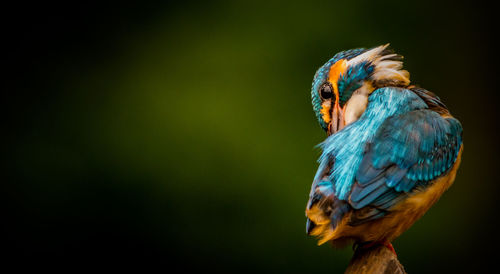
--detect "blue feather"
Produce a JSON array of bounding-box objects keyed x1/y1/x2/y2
[
  {"x1": 350, "y1": 177, "x2": 386, "y2": 203},
  {"x1": 353, "y1": 108, "x2": 462, "y2": 205}
]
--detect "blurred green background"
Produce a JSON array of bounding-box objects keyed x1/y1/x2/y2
[{"x1": 6, "y1": 1, "x2": 498, "y2": 272}]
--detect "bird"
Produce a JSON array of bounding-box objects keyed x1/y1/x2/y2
[{"x1": 305, "y1": 44, "x2": 463, "y2": 254}]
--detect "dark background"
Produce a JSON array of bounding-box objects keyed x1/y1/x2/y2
[{"x1": 6, "y1": 1, "x2": 499, "y2": 272}]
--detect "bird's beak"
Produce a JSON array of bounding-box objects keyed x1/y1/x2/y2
[{"x1": 328, "y1": 104, "x2": 345, "y2": 135}]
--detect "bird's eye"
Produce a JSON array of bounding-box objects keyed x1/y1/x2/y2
[{"x1": 320, "y1": 83, "x2": 333, "y2": 100}]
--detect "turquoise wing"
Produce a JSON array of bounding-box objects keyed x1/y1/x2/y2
[{"x1": 348, "y1": 109, "x2": 462, "y2": 223}]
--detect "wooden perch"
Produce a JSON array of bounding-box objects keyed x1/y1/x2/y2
[{"x1": 345, "y1": 245, "x2": 406, "y2": 274}]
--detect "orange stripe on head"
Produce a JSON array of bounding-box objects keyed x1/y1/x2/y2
[{"x1": 328, "y1": 59, "x2": 347, "y2": 107}]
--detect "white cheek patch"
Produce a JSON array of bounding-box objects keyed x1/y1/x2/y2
[
  {"x1": 344, "y1": 93, "x2": 368, "y2": 126},
  {"x1": 347, "y1": 44, "x2": 410, "y2": 86}
]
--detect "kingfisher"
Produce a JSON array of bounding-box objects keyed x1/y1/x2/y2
[{"x1": 305, "y1": 44, "x2": 463, "y2": 253}]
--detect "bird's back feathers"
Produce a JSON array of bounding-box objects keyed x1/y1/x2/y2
[{"x1": 306, "y1": 86, "x2": 463, "y2": 244}]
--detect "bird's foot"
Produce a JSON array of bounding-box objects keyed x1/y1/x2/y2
[
  {"x1": 383, "y1": 242, "x2": 396, "y2": 256},
  {"x1": 355, "y1": 241, "x2": 397, "y2": 256}
]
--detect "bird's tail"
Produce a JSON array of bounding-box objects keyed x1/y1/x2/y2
[{"x1": 306, "y1": 180, "x2": 351, "y2": 245}]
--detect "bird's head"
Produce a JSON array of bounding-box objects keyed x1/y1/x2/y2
[{"x1": 311, "y1": 44, "x2": 410, "y2": 135}]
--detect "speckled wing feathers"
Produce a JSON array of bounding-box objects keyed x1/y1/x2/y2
[{"x1": 351, "y1": 110, "x2": 463, "y2": 211}]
